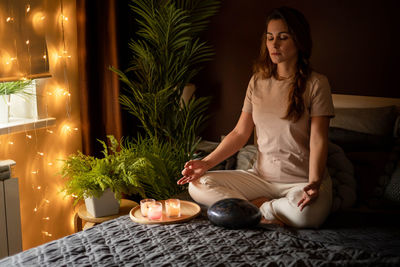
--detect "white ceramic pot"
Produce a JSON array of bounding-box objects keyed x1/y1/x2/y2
[
  {"x1": 84, "y1": 188, "x2": 119, "y2": 218},
  {"x1": 0, "y1": 95, "x2": 10, "y2": 123}
]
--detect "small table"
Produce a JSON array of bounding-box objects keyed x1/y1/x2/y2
[{"x1": 74, "y1": 199, "x2": 138, "y2": 232}]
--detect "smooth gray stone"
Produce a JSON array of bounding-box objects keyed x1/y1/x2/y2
[{"x1": 207, "y1": 198, "x2": 261, "y2": 229}]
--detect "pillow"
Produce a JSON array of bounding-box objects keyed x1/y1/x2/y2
[
  {"x1": 236, "y1": 145, "x2": 257, "y2": 170},
  {"x1": 346, "y1": 145, "x2": 400, "y2": 210},
  {"x1": 328, "y1": 127, "x2": 394, "y2": 152},
  {"x1": 384, "y1": 162, "x2": 400, "y2": 205},
  {"x1": 330, "y1": 105, "x2": 398, "y2": 136}
]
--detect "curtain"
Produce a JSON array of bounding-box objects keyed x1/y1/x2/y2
[{"x1": 76, "y1": 0, "x2": 122, "y2": 156}]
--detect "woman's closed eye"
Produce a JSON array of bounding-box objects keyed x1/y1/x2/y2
[{"x1": 267, "y1": 35, "x2": 289, "y2": 41}]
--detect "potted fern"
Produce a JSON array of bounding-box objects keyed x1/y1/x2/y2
[
  {"x1": 60, "y1": 136, "x2": 146, "y2": 217},
  {"x1": 0, "y1": 80, "x2": 33, "y2": 123},
  {"x1": 110, "y1": 0, "x2": 220, "y2": 199}
]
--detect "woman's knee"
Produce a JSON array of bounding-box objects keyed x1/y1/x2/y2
[{"x1": 188, "y1": 175, "x2": 220, "y2": 206}]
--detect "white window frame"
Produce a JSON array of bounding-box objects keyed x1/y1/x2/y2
[{"x1": 0, "y1": 80, "x2": 55, "y2": 135}]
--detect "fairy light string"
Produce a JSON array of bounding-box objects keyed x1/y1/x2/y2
[{"x1": 2, "y1": 0, "x2": 79, "y2": 242}]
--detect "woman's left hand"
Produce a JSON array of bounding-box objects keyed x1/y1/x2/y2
[{"x1": 297, "y1": 181, "x2": 320, "y2": 211}]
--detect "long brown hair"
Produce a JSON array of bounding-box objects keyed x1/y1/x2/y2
[{"x1": 253, "y1": 7, "x2": 312, "y2": 122}]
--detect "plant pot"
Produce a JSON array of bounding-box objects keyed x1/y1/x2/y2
[
  {"x1": 84, "y1": 188, "x2": 120, "y2": 218},
  {"x1": 0, "y1": 95, "x2": 10, "y2": 123}
]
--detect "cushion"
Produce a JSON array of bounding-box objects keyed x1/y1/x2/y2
[
  {"x1": 330, "y1": 105, "x2": 398, "y2": 136},
  {"x1": 328, "y1": 127, "x2": 394, "y2": 152},
  {"x1": 236, "y1": 145, "x2": 257, "y2": 170},
  {"x1": 384, "y1": 162, "x2": 400, "y2": 205},
  {"x1": 346, "y1": 142, "x2": 400, "y2": 210}
]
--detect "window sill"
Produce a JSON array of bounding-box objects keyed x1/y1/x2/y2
[{"x1": 0, "y1": 117, "x2": 56, "y2": 136}]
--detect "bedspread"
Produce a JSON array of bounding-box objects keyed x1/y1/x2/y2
[{"x1": 1, "y1": 215, "x2": 399, "y2": 266}]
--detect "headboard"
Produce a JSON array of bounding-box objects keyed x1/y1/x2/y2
[{"x1": 332, "y1": 94, "x2": 400, "y2": 108}]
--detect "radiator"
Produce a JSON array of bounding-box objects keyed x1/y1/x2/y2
[{"x1": 0, "y1": 160, "x2": 22, "y2": 259}]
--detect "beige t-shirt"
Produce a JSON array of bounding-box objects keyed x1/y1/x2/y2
[{"x1": 242, "y1": 71, "x2": 335, "y2": 183}]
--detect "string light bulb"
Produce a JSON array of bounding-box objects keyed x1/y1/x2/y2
[
  {"x1": 42, "y1": 231, "x2": 52, "y2": 237},
  {"x1": 57, "y1": 50, "x2": 71, "y2": 59},
  {"x1": 26, "y1": 5, "x2": 31, "y2": 13},
  {"x1": 6, "y1": 17, "x2": 14, "y2": 23}
]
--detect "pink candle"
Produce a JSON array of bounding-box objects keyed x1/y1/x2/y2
[
  {"x1": 140, "y1": 199, "x2": 155, "y2": 217},
  {"x1": 148, "y1": 202, "x2": 162, "y2": 220}
]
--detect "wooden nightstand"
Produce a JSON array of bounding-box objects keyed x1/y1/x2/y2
[{"x1": 74, "y1": 199, "x2": 138, "y2": 232}]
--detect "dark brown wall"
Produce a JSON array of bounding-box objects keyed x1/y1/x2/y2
[{"x1": 194, "y1": 0, "x2": 400, "y2": 141}]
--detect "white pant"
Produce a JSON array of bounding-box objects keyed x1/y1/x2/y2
[{"x1": 188, "y1": 169, "x2": 332, "y2": 228}]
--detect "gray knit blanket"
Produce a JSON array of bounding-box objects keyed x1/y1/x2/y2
[{"x1": 1, "y1": 214, "x2": 399, "y2": 266}]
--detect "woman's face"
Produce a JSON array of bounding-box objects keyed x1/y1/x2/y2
[{"x1": 266, "y1": 19, "x2": 298, "y2": 65}]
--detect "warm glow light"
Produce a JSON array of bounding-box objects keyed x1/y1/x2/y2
[
  {"x1": 62, "y1": 125, "x2": 71, "y2": 133},
  {"x1": 41, "y1": 231, "x2": 52, "y2": 237},
  {"x1": 8, "y1": 141, "x2": 14, "y2": 145},
  {"x1": 26, "y1": 40, "x2": 30, "y2": 45},
  {"x1": 32, "y1": 170, "x2": 38, "y2": 174},
  {"x1": 46, "y1": 129, "x2": 54, "y2": 134},
  {"x1": 60, "y1": 15, "x2": 68, "y2": 21},
  {"x1": 26, "y1": 5, "x2": 31, "y2": 13},
  {"x1": 26, "y1": 134, "x2": 32, "y2": 139},
  {"x1": 6, "y1": 17, "x2": 14, "y2": 23},
  {"x1": 2, "y1": 54, "x2": 16, "y2": 71},
  {"x1": 57, "y1": 50, "x2": 71, "y2": 59},
  {"x1": 32, "y1": 11, "x2": 46, "y2": 34},
  {"x1": 43, "y1": 217, "x2": 50, "y2": 220},
  {"x1": 54, "y1": 87, "x2": 70, "y2": 97},
  {"x1": 33, "y1": 208, "x2": 37, "y2": 212},
  {"x1": 37, "y1": 186, "x2": 41, "y2": 190},
  {"x1": 37, "y1": 152, "x2": 44, "y2": 156},
  {"x1": 48, "y1": 162, "x2": 53, "y2": 166}
]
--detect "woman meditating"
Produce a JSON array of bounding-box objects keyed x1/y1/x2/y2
[{"x1": 177, "y1": 6, "x2": 334, "y2": 228}]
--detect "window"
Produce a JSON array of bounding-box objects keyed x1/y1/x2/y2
[
  {"x1": 0, "y1": 80, "x2": 55, "y2": 135},
  {"x1": 0, "y1": 0, "x2": 54, "y2": 135}
]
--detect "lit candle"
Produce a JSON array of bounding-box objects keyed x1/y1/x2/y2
[
  {"x1": 165, "y1": 199, "x2": 181, "y2": 218},
  {"x1": 147, "y1": 202, "x2": 163, "y2": 220},
  {"x1": 140, "y1": 199, "x2": 155, "y2": 217}
]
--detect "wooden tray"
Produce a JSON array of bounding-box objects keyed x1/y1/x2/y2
[{"x1": 129, "y1": 200, "x2": 201, "y2": 225}]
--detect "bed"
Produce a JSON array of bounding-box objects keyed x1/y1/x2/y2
[{"x1": 1, "y1": 94, "x2": 400, "y2": 266}]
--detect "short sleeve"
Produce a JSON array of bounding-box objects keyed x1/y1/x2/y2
[
  {"x1": 310, "y1": 75, "x2": 335, "y2": 118},
  {"x1": 242, "y1": 75, "x2": 255, "y2": 113}
]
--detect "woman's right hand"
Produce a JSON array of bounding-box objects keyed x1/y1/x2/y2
[{"x1": 177, "y1": 160, "x2": 211, "y2": 185}]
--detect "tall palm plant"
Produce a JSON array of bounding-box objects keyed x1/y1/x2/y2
[{"x1": 110, "y1": 0, "x2": 220, "y2": 199}]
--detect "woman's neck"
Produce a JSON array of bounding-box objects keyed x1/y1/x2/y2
[{"x1": 277, "y1": 61, "x2": 297, "y2": 79}]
